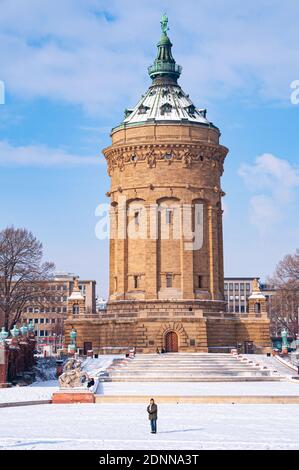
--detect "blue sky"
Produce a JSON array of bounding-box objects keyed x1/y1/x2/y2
[{"x1": 0, "y1": 0, "x2": 298, "y2": 297}]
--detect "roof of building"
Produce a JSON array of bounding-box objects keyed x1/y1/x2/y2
[{"x1": 113, "y1": 16, "x2": 216, "y2": 132}]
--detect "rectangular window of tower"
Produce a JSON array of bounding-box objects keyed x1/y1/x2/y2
[
  {"x1": 166, "y1": 273, "x2": 173, "y2": 288},
  {"x1": 134, "y1": 275, "x2": 140, "y2": 289},
  {"x1": 197, "y1": 275, "x2": 203, "y2": 288},
  {"x1": 134, "y1": 211, "x2": 140, "y2": 225},
  {"x1": 166, "y1": 209, "x2": 172, "y2": 224}
]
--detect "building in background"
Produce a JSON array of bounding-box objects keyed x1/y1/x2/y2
[
  {"x1": 224, "y1": 277, "x2": 277, "y2": 315},
  {"x1": 21, "y1": 273, "x2": 96, "y2": 353},
  {"x1": 224, "y1": 277, "x2": 260, "y2": 314}
]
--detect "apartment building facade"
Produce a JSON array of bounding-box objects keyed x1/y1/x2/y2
[
  {"x1": 21, "y1": 274, "x2": 96, "y2": 351},
  {"x1": 224, "y1": 277, "x2": 258, "y2": 314},
  {"x1": 224, "y1": 277, "x2": 277, "y2": 315}
]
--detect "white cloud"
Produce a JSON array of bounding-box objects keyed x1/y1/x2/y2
[
  {"x1": 239, "y1": 153, "x2": 299, "y2": 233},
  {"x1": 0, "y1": 0, "x2": 298, "y2": 113},
  {"x1": 249, "y1": 195, "x2": 282, "y2": 234},
  {"x1": 0, "y1": 140, "x2": 98, "y2": 167}
]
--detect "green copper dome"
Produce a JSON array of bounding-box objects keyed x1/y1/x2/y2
[
  {"x1": 113, "y1": 15, "x2": 217, "y2": 132},
  {"x1": 148, "y1": 15, "x2": 182, "y2": 82}
]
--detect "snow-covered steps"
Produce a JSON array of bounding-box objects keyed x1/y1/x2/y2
[
  {"x1": 100, "y1": 353, "x2": 283, "y2": 382},
  {"x1": 101, "y1": 376, "x2": 281, "y2": 382}
]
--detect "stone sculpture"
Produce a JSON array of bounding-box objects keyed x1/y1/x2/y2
[{"x1": 58, "y1": 358, "x2": 90, "y2": 389}]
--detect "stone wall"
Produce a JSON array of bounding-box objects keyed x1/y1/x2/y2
[
  {"x1": 206, "y1": 315, "x2": 271, "y2": 351},
  {"x1": 65, "y1": 300, "x2": 270, "y2": 354}
]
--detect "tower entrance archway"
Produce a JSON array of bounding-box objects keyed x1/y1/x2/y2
[{"x1": 165, "y1": 331, "x2": 178, "y2": 352}]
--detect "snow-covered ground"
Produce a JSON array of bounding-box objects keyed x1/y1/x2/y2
[
  {"x1": 97, "y1": 380, "x2": 299, "y2": 396},
  {"x1": 0, "y1": 403, "x2": 299, "y2": 450},
  {"x1": 0, "y1": 380, "x2": 58, "y2": 404},
  {"x1": 0, "y1": 355, "x2": 122, "y2": 404},
  {"x1": 1, "y1": 379, "x2": 298, "y2": 404}
]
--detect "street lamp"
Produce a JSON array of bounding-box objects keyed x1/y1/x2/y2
[
  {"x1": 10, "y1": 325, "x2": 20, "y2": 337},
  {"x1": 0, "y1": 327, "x2": 8, "y2": 342},
  {"x1": 28, "y1": 321, "x2": 34, "y2": 333},
  {"x1": 281, "y1": 328, "x2": 289, "y2": 354},
  {"x1": 20, "y1": 324, "x2": 28, "y2": 336},
  {"x1": 68, "y1": 327, "x2": 77, "y2": 355}
]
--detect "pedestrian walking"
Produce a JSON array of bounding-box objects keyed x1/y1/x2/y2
[{"x1": 147, "y1": 398, "x2": 158, "y2": 434}]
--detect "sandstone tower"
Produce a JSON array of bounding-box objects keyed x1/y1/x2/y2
[
  {"x1": 102, "y1": 16, "x2": 228, "y2": 352},
  {"x1": 65, "y1": 17, "x2": 270, "y2": 354}
]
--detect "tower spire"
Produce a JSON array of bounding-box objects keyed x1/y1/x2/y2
[{"x1": 148, "y1": 15, "x2": 182, "y2": 83}]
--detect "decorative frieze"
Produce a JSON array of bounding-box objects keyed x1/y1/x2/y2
[{"x1": 103, "y1": 143, "x2": 227, "y2": 176}]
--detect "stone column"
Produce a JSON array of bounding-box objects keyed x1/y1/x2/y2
[
  {"x1": 208, "y1": 204, "x2": 217, "y2": 300},
  {"x1": 0, "y1": 342, "x2": 10, "y2": 387},
  {"x1": 116, "y1": 198, "x2": 128, "y2": 299},
  {"x1": 109, "y1": 205, "x2": 117, "y2": 298},
  {"x1": 180, "y1": 202, "x2": 194, "y2": 299},
  {"x1": 217, "y1": 203, "x2": 225, "y2": 299},
  {"x1": 145, "y1": 202, "x2": 158, "y2": 299}
]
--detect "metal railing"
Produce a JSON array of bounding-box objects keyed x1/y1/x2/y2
[{"x1": 148, "y1": 62, "x2": 182, "y2": 76}]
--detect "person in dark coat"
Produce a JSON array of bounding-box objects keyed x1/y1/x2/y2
[
  {"x1": 87, "y1": 377, "x2": 95, "y2": 389},
  {"x1": 147, "y1": 398, "x2": 158, "y2": 434}
]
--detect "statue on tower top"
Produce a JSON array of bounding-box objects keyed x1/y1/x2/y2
[
  {"x1": 160, "y1": 14, "x2": 169, "y2": 35},
  {"x1": 252, "y1": 278, "x2": 260, "y2": 292}
]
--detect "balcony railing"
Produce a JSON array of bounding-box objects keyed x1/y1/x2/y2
[{"x1": 148, "y1": 62, "x2": 182, "y2": 76}]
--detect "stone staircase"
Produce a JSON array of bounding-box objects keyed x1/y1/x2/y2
[{"x1": 101, "y1": 353, "x2": 282, "y2": 382}]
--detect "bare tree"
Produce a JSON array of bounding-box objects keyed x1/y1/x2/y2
[
  {"x1": 268, "y1": 249, "x2": 299, "y2": 338},
  {"x1": 0, "y1": 227, "x2": 55, "y2": 330}
]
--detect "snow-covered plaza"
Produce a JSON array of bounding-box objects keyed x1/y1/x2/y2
[
  {"x1": 1, "y1": 402, "x2": 299, "y2": 450},
  {"x1": 1, "y1": 355, "x2": 299, "y2": 450}
]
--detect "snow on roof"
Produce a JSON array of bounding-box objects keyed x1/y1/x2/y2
[{"x1": 119, "y1": 84, "x2": 211, "y2": 128}]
